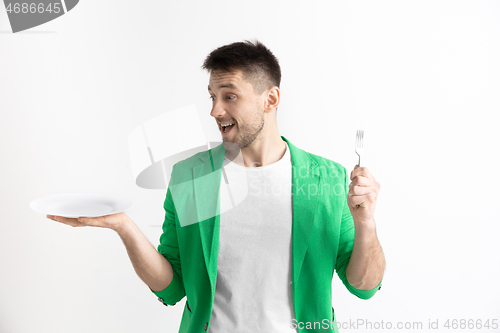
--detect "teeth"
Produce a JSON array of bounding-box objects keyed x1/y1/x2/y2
[{"x1": 221, "y1": 123, "x2": 235, "y2": 127}]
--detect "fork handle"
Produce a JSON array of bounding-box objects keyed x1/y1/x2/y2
[{"x1": 356, "y1": 159, "x2": 361, "y2": 208}]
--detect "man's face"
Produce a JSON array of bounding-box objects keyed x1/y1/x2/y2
[{"x1": 208, "y1": 69, "x2": 266, "y2": 149}]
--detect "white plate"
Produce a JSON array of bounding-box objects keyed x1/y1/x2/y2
[{"x1": 29, "y1": 193, "x2": 134, "y2": 218}]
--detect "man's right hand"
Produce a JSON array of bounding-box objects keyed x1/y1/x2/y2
[{"x1": 47, "y1": 212, "x2": 129, "y2": 232}]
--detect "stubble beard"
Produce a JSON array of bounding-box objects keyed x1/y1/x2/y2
[
  {"x1": 233, "y1": 107, "x2": 265, "y2": 149},
  {"x1": 222, "y1": 104, "x2": 266, "y2": 151}
]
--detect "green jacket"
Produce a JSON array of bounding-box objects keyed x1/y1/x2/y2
[{"x1": 152, "y1": 136, "x2": 382, "y2": 332}]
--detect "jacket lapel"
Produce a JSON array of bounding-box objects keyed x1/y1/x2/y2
[
  {"x1": 193, "y1": 145, "x2": 225, "y2": 293},
  {"x1": 281, "y1": 136, "x2": 321, "y2": 286}
]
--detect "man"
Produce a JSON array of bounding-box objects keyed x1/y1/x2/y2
[{"x1": 47, "y1": 40, "x2": 385, "y2": 333}]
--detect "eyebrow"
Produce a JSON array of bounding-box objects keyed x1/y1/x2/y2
[{"x1": 207, "y1": 83, "x2": 240, "y2": 92}]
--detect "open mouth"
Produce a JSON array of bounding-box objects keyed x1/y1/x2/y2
[{"x1": 221, "y1": 123, "x2": 235, "y2": 134}]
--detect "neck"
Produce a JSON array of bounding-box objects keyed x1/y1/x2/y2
[{"x1": 225, "y1": 125, "x2": 286, "y2": 168}]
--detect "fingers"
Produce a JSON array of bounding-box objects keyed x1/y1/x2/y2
[
  {"x1": 46, "y1": 213, "x2": 125, "y2": 230},
  {"x1": 348, "y1": 174, "x2": 380, "y2": 208},
  {"x1": 77, "y1": 216, "x2": 100, "y2": 227},
  {"x1": 350, "y1": 166, "x2": 374, "y2": 181},
  {"x1": 349, "y1": 184, "x2": 372, "y2": 196},
  {"x1": 348, "y1": 185, "x2": 379, "y2": 200},
  {"x1": 349, "y1": 175, "x2": 372, "y2": 187},
  {"x1": 349, "y1": 174, "x2": 381, "y2": 192},
  {"x1": 46, "y1": 214, "x2": 87, "y2": 227},
  {"x1": 348, "y1": 191, "x2": 378, "y2": 208}
]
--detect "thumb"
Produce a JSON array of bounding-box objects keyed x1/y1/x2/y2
[{"x1": 78, "y1": 216, "x2": 97, "y2": 226}]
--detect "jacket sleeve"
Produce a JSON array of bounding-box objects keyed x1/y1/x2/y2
[
  {"x1": 150, "y1": 164, "x2": 186, "y2": 305},
  {"x1": 335, "y1": 166, "x2": 382, "y2": 300}
]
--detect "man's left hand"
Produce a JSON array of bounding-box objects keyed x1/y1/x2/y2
[{"x1": 347, "y1": 165, "x2": 380, "y2": 227}]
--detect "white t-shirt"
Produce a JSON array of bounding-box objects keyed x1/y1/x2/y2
[{"x1": 208, "y1": 141, "x2": 297, "y2": 332}]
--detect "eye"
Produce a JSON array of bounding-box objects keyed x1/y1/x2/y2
[
  {"x1": 227, "y1": 95, "x2": 235, "y2": 100},
  {"x1": 209, "y1": 95, "x2": 215, "y2": 101}
]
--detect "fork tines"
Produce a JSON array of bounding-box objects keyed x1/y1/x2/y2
[
  {"x1": 354, "y1": 129, "x2": 364, "y2": 208},
  {"x1": 355, "y1": 129, "x2": 364, "y2": 168}
]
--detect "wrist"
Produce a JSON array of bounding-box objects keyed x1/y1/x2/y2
[
  {"x1": 353, "y1": 218, "x2": 377, "y2": 235},
  {"x1": 113, "y1": 214, "x2": 135, "y2": 235}
]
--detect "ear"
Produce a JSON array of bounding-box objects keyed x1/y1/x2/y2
[{"x1": 264, "y1": 87, "x2": 280, "y2": 112}]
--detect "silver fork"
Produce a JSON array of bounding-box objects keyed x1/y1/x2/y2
[
  {"x1": 355, "y1": 129, "x2": 364, "y2": 208},
  {"x1": 355, "y1": 129, "x2": 364, "y2": 168}
]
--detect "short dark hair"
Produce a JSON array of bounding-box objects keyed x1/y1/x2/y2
[{"x1": 202, "y1": 39, "x2": 281, "y2": 94}]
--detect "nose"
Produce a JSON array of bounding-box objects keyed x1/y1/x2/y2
[{"x1": 210, "y1": 98, "x2": 226, "y2": 119}]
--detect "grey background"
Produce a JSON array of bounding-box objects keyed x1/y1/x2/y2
[{"x1": 1, "y1": 1, "x2": 499, "y2": 332}]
